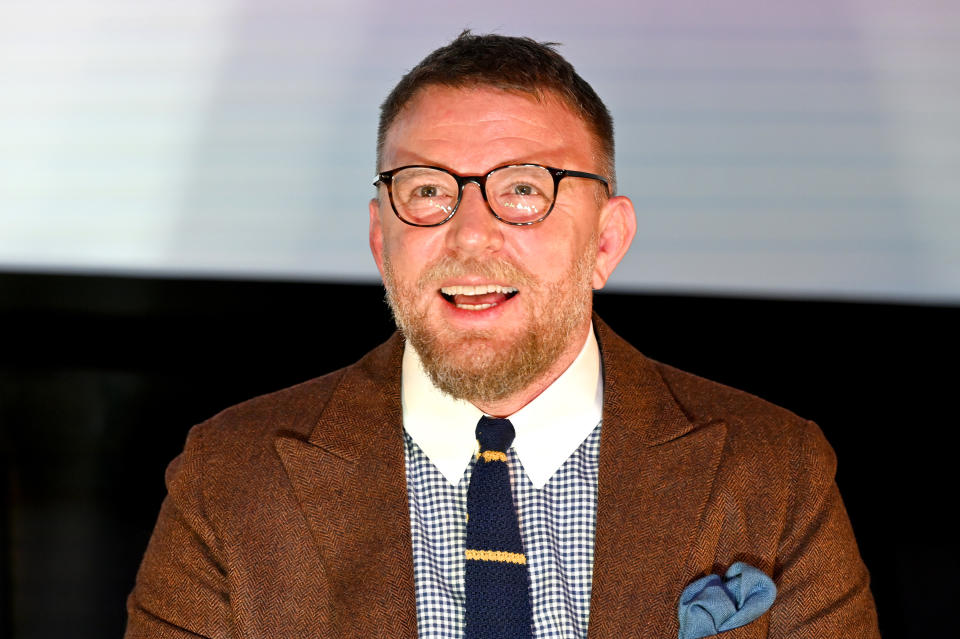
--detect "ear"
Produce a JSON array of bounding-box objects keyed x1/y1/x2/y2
[
  {"x1": 592, "y1": 195, "x2": 637, "y2": 290},
  {"x1": 369, "y1": 197, "x2": 386, "y2": 277}
]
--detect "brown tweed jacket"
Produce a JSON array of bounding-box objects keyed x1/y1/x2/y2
[{"x1": 126, "y1": 317, "x2": 880, "y2": 638}]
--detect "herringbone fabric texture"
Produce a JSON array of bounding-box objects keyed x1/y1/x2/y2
[
  {"x1": 464, "y1": 417, "x2": 532, "y2": 639},
  {"x1": 125, "y1": 316, "x2": 880, "y2": 638}
]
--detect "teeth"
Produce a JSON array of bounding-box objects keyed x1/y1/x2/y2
[
  {"x1": 440, "y1": 284, "x2": 518, "y2": 296},
  {"x1": 455, "y1": 303, "x2": 494, "y2": 310}
]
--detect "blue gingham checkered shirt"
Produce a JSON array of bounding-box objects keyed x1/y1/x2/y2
[{"x1": 401, "y1": 330, "x2": 602, "y2": 639}]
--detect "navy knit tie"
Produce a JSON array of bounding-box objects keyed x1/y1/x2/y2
[{"x1": 464, "y1": 416, "x2": 533, "y2": 639}]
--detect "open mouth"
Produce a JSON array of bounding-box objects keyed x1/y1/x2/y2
[{"x1": 439, "y1": 284, "x2": 519, "y2": 310}]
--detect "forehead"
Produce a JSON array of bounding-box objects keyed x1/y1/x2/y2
[{"x1": 381, "y1": 85, "x2": 597, "y2": 173}]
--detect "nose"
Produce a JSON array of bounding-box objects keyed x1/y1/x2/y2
[{"x1": 445, "y1": 182, "x2": 504, "y2": 256}]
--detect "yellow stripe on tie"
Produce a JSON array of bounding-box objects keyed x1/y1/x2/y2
[
  {"x1": 465, "y1": 549, "x2": 527, "y2": 564},
  {"x1": 479, "y1": 450, "x2": 508, "y2": 463}
]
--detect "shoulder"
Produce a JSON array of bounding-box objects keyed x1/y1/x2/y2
[
  {"x1": 596, "y1": 315, "x2": 833, "y2": 471},
  {"x1": 657, "y1": 359, "x2": 823, "y2": 441},
  {"x1": 182, "y1": 368, "x2": 344, "y2": 459},
  {"x1": 159, "y1": 368, "x2": 343, "y2": 514},
  {"x1": 654, "y1": 359, "x2": 834, "y2": 473},
  {"x1": 167, "y1": 333, "x2": 403, "y2": 491}
]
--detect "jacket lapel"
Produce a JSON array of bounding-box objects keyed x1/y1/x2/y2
[
  {"x1": 274, "y1": 334, "x2": 417, "y2": 637},
  {"x1": 590, "y1": 319, "x2": 726, "y2": 638}
]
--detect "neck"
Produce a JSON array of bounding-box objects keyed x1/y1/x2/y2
[{"x1": 472, "y1": 320, "x2": 592, "y2": 418}]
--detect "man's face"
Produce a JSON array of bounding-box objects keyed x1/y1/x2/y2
[{"x1": 369, "y1": 85, "x2": 632, "y2": 407}]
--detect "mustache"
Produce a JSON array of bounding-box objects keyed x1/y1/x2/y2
[{"x1": 415, "y1": 256, "x2": 538, "y2": 290}]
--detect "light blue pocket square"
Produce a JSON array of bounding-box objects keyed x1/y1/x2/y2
[{"x1": 677, "y1": 562, "x2": 777, "y2": 639}]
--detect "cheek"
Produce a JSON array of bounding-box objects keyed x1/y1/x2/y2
[
  {"x1": 380, "y1": 216, "x2": 417, "y2": 257},
  {"x1": 513, "y1": 219, "x2": 595, "y2": 280},
  {"x1": 381, "y1": 224, "x2": 446, "y2": 277}
]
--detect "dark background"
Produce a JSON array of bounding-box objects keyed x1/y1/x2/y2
[{"x1": 1, "y1": 271, "x2": 956, "y2": 638}]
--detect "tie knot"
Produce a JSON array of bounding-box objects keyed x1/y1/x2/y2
[{"x1": 475, "y1": 416, "x2": 515, "y2": 453}]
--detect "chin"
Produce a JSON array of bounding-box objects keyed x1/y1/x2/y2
[{"x1": 409, "y1": 322, "x2": 564, "y2": 404}]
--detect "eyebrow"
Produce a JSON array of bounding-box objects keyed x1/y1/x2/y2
[{"x1": 381, "y1": 149, "x2": 569, "y2": 175}]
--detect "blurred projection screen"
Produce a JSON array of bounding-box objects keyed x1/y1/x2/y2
[{"x1": 1, "y1": 0, "x2": 958, "y2": 302}]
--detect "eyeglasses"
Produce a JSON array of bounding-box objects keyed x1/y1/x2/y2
[{"x1": 373, "y1": 164, "x2": 609, "y2": 227}]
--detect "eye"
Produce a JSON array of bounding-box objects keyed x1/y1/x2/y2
[
  {"x1": 513, "y1": 183, "x2": 536, "y2": 196},
  {"x1": 417, "y1": 185, "x2": 439, "y2": 198}
]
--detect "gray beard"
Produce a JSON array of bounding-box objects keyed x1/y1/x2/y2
[{"x1": 382, "y1": 251, "x2": 594, "y2": 405}]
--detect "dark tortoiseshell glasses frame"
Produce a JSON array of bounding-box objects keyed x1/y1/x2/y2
[{"x1": 373, "y1": 163, "x2": 610, "y2": 227}]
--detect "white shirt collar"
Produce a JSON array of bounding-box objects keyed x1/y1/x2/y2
[{"x1": 401, "y1": 324, "x2": 603, "y2": 489}]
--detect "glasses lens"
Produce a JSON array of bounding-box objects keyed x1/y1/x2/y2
[
  {"x1": 390, "y1": 167, "x2": 459, "y2": 225},
  {"x1": 486, "y1": 165, "x2": 555, "y2": 223}
]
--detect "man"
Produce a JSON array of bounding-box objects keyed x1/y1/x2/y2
[{"x1": 126, "y1": 33, "x2": 880, "y2": 638}]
